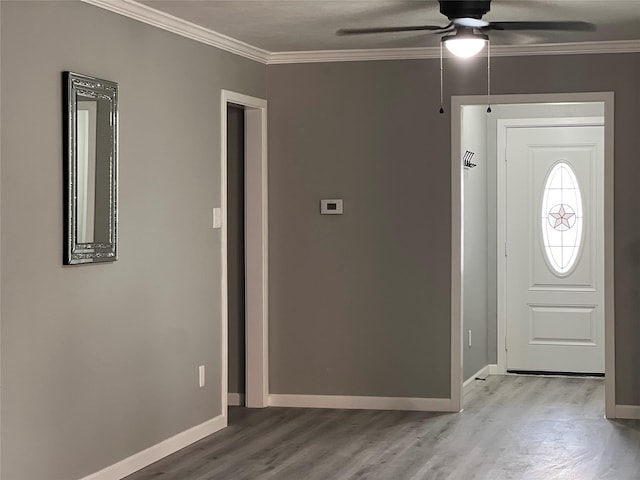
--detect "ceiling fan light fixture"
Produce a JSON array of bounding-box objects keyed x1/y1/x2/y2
[{"x1": 443, "y1": 31, "x2": 488, "y2": 58}]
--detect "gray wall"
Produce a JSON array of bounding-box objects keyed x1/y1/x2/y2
[
  {"x1": 227, "y1": 105, "x2": 246, "y2": 396},
  {"x1": 267, "y1": 52, "x2": 640, "y2": 404},
  {"x1": 0, "y1": 2, "x2": 265, "y2": 479},
  {"x1": 268, "y1": 61, "x2": 453, "y2": 398},
  {"x1": 462, "y1": 105, "x2": 489, "y2": 381}
]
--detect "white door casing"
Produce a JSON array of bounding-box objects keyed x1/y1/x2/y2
[
  {"x1": 221, "y1": 90, "x2": 269, "y2": 415},
  {"x1": 502, "y1": 119, "x2": 604, "y2": 373}
]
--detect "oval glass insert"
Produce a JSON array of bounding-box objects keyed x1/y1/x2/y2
[{"x1": 541, "y1": 162, "x2": 583, "y2": 275}]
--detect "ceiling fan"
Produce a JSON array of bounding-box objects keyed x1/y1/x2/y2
[{"x1": 337, "y1": 0, "x2": 595, "y2": 58}]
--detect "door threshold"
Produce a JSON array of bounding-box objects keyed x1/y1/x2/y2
[{"x1": 507, "y1": 370, "x2": 604, "y2": 378}]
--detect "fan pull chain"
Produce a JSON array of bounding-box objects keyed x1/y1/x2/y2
[
  {"x1": 439, "y1": 42, "x2": 444, "y2": 114},
  {"x1": 486, "y1": 38, "x2": 492, "y2": 113}
]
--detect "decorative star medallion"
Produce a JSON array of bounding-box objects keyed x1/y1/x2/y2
[{"x1": 548, "y1": 204, "x2": 576, "y2": 231}]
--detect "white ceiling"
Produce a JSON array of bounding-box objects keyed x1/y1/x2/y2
[{"x1": 139, "y1": 0, "x2": 640, "y2": 52}]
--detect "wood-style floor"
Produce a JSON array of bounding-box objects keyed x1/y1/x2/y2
[{"x1": 125, "y1": 376, "x2": 640, "y2": 480}]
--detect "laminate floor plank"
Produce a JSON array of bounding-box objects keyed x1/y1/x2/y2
[{"x1": 124, "y1": 376, "x2": 640, "y2": 480}]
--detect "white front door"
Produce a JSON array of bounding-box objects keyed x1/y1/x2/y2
[{"x1": 504, "y1": 121, "x2": 604, "y2": 373}]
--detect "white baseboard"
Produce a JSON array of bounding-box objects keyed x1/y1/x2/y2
[
  {"x1": 462, "y1": 364, "x2": 498, "y2": 397},
  {"x1": 615, "y1": 404, "x2": 640, "y2": 420},
  {"x1": 268, "y1": 394, "x2": 456, "y2": 412},
  {"x1": 463, "y1": 365, "x2": 490, "y2": 396},
  {"x1": 78, "y1": 414, "x2": 227, "y2": 480},
  {"x1": 228, "y1": 393, "x2": 245, "y2": 406}
]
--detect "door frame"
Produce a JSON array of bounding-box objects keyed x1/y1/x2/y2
[
  {"x1": 497, "y1": 116, "x2": 604, "y2": 375},
  {"x1": 450, "y1": 92, "x2": 615, "y2": 418},
  {"x1": 221, "y1": 90, "x2": 269, "y2": 413}
]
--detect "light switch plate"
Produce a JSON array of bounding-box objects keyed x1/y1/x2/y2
[
  {"x1": 213, "y1": 208, "x2": 222, "y2": 228},
  {"x1": 320, "y1": 199, "x2": 343, "y2": 215},
  {"x1": 199, "y1": 365, "x2": 205, "y2": 387}
]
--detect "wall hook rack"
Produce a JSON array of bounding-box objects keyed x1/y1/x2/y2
[{"x1": 463, "y1": 150, "x2": 477, "y2": 169}]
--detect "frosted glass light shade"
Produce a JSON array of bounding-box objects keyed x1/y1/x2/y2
[{"x1": 444, "y1": 38, "x2": 486, "y2": 58}]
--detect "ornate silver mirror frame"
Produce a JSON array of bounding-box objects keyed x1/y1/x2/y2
[{"x1": 64, "y1": 72, "x2": 118, "y2": 265}]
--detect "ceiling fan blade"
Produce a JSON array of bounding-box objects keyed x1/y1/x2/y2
[
  {"x1": 485, "y1": 21, "x2": 596, "y2": 32},
  {"x1": 337, "y1": 24, "x2": 451, "y2": 36}
]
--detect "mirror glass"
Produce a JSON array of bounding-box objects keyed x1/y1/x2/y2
[{"x1": 64, "y1": 72, "x2": 118, "y2": 264}]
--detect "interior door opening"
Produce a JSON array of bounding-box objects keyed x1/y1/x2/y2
[
  {"x1": 227, "y1": 103, "x2": 246, "y2": 408},
  {"x1": 221, "y1": 89, "x2": 269, "y2": 418},
  {"x1": 452, "y1": 94, "x2": 615, "y2": 417}
]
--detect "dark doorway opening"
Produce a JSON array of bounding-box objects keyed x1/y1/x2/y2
[{"x1": 227, "y1": 103, "x2": 246, "y2": 407}]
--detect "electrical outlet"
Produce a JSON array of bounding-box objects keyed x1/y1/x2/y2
[
  {"x1": 199, "y1": 365, "x2": 205, "y2": 387},
  {"x1": 468, "y1": 330, "x2": 472, "y2": 348}
]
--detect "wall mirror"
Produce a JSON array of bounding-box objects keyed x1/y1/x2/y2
[{"x1": 64, "y1": 72, "x2": 118, "y2": 265}]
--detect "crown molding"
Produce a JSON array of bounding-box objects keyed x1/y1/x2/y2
[
  {"x1": 81, "y1": 1, "x2": 640, "y2": 66},
  {"x1": 268, "y1": 47, "x2": 441, "y2": 65},
  {"x1": 268, "y1": 40, "x2": 640, "y2": 64},
  {"x1": 493, "y1": 39, "x2": 640, "y2": 57},
  {"x1": 81, "y1": 0, "x2": 270, "y2": 64}
]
